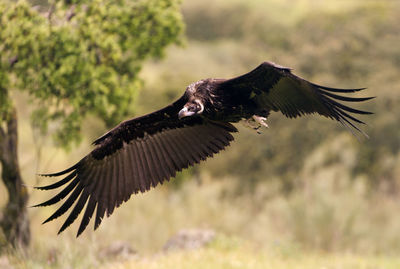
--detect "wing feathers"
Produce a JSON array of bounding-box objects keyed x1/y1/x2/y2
[
  {"x1": 38, "y1": 163, "x2": 80, "y2": 177},
  {"x1": 170, "y1": 130, "x2": 196, "y2": 166},
  {"x1": 322, "y1": 95, "x2": 373, "y2": 115},
  {"x1": 127, "y1": 142, "x2": 141, "y2": 194},
  {"x1": 58, "y1": 189, "x2": 89, "y2": 234},
  {"x1": 141, "y1": 139, "x2": 160, "y2": 188},
  {"x1": 57, "y1": 162, "x2": 100, "y2": 234},
  {"x1": 184, "y1": 128, "x2": 208, "y2": 160},
  {"x1": 176, "y1": 129, "x2": 202, "y2": 163},
  {"x1": 163, "y1": 131, "x2": 189, "y2": 169},
  {"x1": 95, "y1": 200, "x2": 106, "y2": 230},
  {"x1": 37, "y1": 119, "x2": 236, "y2": 235},
  {"x1": 115, "y1": 151, "x2": 125, "y2": 207},
  {"x1": 76, "y1": 162, "x2": 102, "y2": 236},
  {"x1": 77, "y1": 195, "x2": 97, "y2": 237},
  {"x1": 136, "y1": 141, "x2": 152, "y2": 191},
  {"x1": 220, "y1": 62, "x2": 372, "y2": 135},
  {"x1": 333, "y1": 107, "x2": 366, "y2": 124},
  {"x1": 35, "y1": 171, "x2": 77, "y2": 190},
  {"x1": 42, "y1": 183, "x2": 84, "y2": 224},
  {"x1": 132, "y1": 141, "x2": 147, "y2": 192},
  {"x1": 147, "y1": 137, "x2": 169, "y2": 182},
  {"x1": 311, "y1": 83, "x2": 366, "y2": 93},
  {"x1": 318, "y1": 89, "x2": 375, "y2": 103},
  {"x1": 94, "y1": 160, "x2": 110, "y2": 230},
  {"x1": 120, "y1": 149, "x2": 130, "y2": 203},
  {"x1": 34, "y1": 176, "x2": 80, "y2": 207},
  {"x1": 107, "y1": 155, "x2": 118, "y2": 216},
  {"x1": 152, "y1": 134, "x2": 178, "y2": 176}
]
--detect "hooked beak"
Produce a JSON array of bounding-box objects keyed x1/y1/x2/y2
[{"x1": 178, "y1": 107, "x2": 196, "y2": 119}]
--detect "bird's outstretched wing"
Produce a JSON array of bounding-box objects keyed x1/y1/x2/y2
[
  {"x1": 219, "y1": 62, "x2": 374, "y2": 136},
  {"x1": 34, "y1": 94, "x2": 237, "y2": 236}
]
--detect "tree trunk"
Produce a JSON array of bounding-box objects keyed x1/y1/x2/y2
[{"x1": 0, "y1": 107, "x2": 30, "y2": 249}]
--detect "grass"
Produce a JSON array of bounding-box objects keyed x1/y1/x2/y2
[
  {"x1": 22, "y1": 229, "x2": 384, "y2": 269},
  {"x1": 6, "y1": 234, "x2": 400, "y2": 269},
  {"x1": 3, "y1": 165, "x2": 400, "y2": 268},
  {"x1": 114, "y1": 246, "x2": 400, "y2": 269}
]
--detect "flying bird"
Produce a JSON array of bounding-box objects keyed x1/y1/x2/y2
[{"x1": 35, "y1": 62, "x2": 373, "y2": 236}]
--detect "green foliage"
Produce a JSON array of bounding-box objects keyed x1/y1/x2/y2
[{"x1": 0, "y1": 0, "x2": 183, "y2": 148}]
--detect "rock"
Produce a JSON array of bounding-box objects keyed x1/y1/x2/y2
[
  {"x1": 0, "y1": 256, "x2": 13, "y2": 269},
  {"x1": 47, "y1": 247, "x2": 58, "y2": 265},
  {"x1": 99, "y1": 241, "x2": 137, "y2": 260},
  {"x1": 163, "y1": 229, "x2": 216, "y2": 252}
]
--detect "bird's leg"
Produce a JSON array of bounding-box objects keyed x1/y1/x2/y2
[
  {"x1": 241, "y1": 115, "x2": 269, "y2": 134},
  {"x1": 252, "y1": 115, "x2": 269, "y2": 128},
  {"x1": 242, "y1": 118, "x2": 258, "y2": 129}
]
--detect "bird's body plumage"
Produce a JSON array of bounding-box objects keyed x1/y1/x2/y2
[{"x1": 36, "y1": 62, "x2": 373, "y2": 236}]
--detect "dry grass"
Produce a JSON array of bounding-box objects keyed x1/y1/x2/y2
[
  {"x1": 5, "y1": 160, "x2": 400, "y2": 268},
  {"x1": 114, "y1": 247, "x2": 400, "y2": 269}
]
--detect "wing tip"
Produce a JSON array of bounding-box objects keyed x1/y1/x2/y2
[
  {"x1": 57, "y1": 220, "x2": 72, "y2": 235},
  {"x1": 34, "y1": 172, "x2": 77, "y2": 191},
  {"x1": 38, "y1": 162, "x2": 80, "y2": 177},
  {"x1": 42, "y1": 215, "x2": 55, "y2": 225},
  {"x1": 312, "y1": 82, "x2": 368, "y2": 93},
  {"x1": 76, "y1": 221, "x2": 89, "y2": 237}
]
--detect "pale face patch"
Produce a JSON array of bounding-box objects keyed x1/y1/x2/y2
[{"x1": 178, "y1": 99, "x2": 205, "y2": 119}]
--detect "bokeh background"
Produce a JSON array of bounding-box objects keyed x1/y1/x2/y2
[{"x1": 1, "y1": 0, "x2": 400, "y2": 268}]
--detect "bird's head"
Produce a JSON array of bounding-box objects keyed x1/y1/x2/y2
[{"x1": 178, "y1": 99, "x2": 204, "y2": 119}]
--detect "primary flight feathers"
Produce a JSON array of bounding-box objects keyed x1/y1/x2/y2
[{"x1": 35, "y1": 62, "x2": 373, "y2": 236}]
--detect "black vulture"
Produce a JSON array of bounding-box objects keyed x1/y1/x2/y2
[{"x1": 35, "y1": 62, "x2": 373, "y2": 236}]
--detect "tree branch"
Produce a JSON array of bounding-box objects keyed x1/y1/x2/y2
[
  {"x1": 8, "y1": 56, "x2": 18, "y2": 67},
  {"x1": 0, "y1": 97, "x2": 9, "y2": 157},
  {"x1": 0, "y1": 105, "x2": 30, "y2": 248},
  {"x1": 0, "y1": 125, "x2": 4, "y2": 158},
  {"x1": 0, "y1": 125, "x2": 4, "y2": 140},
  {"x1": 65, "y1": 5, "x2": 76, "y2": 21}
]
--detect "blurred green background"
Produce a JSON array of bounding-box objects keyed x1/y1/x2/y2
[{"x1": 1, "y1": 0, "x2": 400, "y2": 268}]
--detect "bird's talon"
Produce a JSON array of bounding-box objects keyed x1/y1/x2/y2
[{"x1": 252, "y1": 115, "x2": 269, "y2": 128}]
